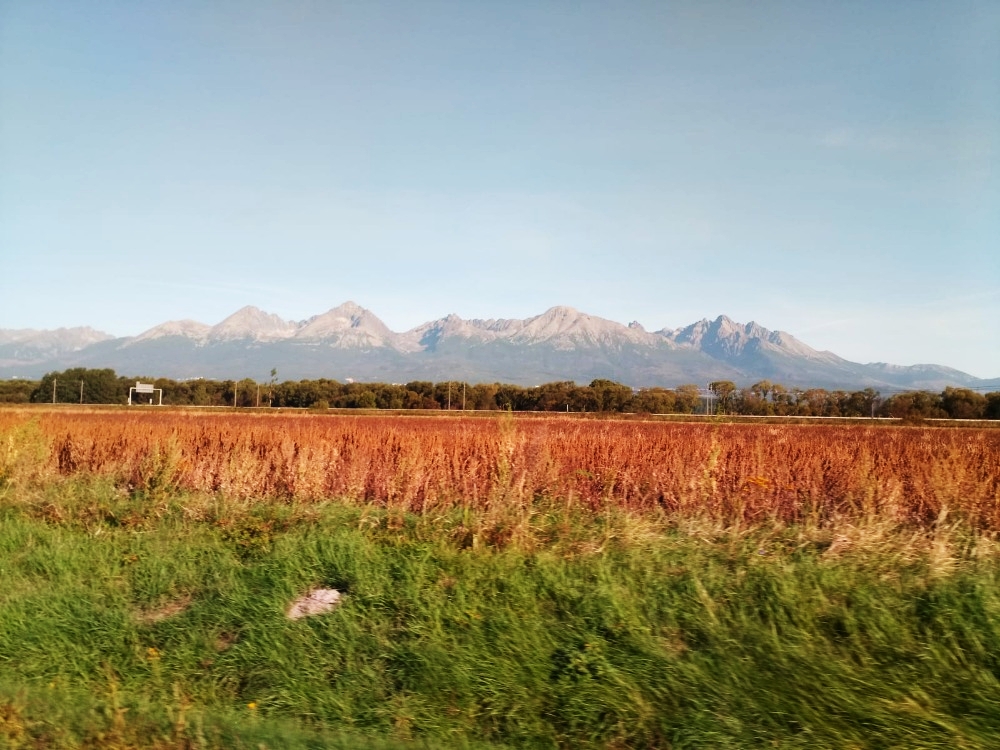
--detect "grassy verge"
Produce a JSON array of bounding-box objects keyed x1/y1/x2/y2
[{"x1": 2, "y1": 479, "x2": 1000, "y2": 748}]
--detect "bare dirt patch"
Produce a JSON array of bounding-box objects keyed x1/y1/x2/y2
[
  {"x1": 287, "y1": 588, "x2": 342, "y2": 620},
  {"x1": 135, "y1": 594, "x2": 192, "y2": 625}
]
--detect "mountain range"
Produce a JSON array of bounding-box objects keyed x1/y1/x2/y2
[{"x1": 2, "y1": 303, "x2": 996, "y2": 391}]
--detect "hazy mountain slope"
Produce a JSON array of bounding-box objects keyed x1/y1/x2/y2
[
  {"x1": 855, "y1": 362, "x2": 987, "y2": 391},
  {"x1": 0, "y1": 327, "x2": 113, "y2": 367}
]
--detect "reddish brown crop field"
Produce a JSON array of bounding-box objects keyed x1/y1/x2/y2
[{"x1": 2, "y1": 408, "x2": 998, "y2": 528}]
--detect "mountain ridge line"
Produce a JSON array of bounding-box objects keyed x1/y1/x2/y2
[{"x1": 1, "y1": 302, "x2": 996, "y2": 390}]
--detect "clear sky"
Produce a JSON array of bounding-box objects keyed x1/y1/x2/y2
[{"x1": 1, "y1": 1, "x2": 998, "y2": 377}]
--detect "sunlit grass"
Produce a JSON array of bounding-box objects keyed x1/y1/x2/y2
[{"x1": 2, "y1": 478, "x2": 1000, "y2": 748}]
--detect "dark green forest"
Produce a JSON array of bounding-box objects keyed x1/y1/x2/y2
[{"x1": 1, "y1": 368, "x2": 997, "y2": 419}]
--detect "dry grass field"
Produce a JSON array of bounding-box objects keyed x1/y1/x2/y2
[
  {"x1": 3, "y1": 407, "x2": 997, "y2": 529},
  {"x1": 4, "y1": 407, "x2": 1000, "y2": 747}
]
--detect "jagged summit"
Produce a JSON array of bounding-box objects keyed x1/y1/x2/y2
[
  {"x1": 297, "y1": 302, "x2": 397, "y2": 349},
  {"x1": 402, "y1": 306, "x2": 667, "y2": 352},
  {"x1": 662, "y1": 315, "x2": 832, "y2": 362},
  {"x1": 129, "y1": 319, "x2": 211, "y2": 345},
  {"x1": 209, "y1": 306, "x2": 298, "y2": 341},
  {"x1": 510, "y1": 306, "x2": 658, "y2": 349},
  {"x1": 404, "y1": 313, "x2": 501, "y2": 350}
]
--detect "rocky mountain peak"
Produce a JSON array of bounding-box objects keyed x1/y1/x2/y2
[
  {"x1": 130, "y1": 319, "x2": 211, "y2": 345},
  {"x1": 508, "y1": 306, "x2": 661, "y2": 350},
  {"x1": 711, "y1": 315, "x2": 742, "y2": 337},
  {"x1": 210, "y1": 306, "x2": 298, "y2": 341},
  {"x1": 296, "y1": 302, "x2": 396, "y2": 348},
  {"x1": 328, "y1": 301, "x2": 366, "y2": 318}
]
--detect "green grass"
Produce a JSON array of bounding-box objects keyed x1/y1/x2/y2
[{"x1": 2, "y1": 479, "x2": 1000, "y2": 748}]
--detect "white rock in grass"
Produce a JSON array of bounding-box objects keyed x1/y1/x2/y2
[{"x1": 287, "y1": 588, "x2": 342, "y2": 620}]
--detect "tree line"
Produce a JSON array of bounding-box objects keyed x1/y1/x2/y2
[
  {"x1": 1, "y1": 368, "x2": 997, "y2": 420},
  {"x1": 704, "y1": 379, "x2": 999, "y2": 420}
]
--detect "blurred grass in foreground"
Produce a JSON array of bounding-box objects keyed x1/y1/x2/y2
[{"x1": 2, "y1": 478, "x2": 1000, "y2": 748}]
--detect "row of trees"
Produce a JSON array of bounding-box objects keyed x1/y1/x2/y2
[
  {"x1": 14, "y1": 371, "x2": 694, "y2": 413},
  {"x1": 5, "y1": 369, "x2": 998, "y2": 420},
  {"x1": 706, "y1": 379, "x2": 1000, "y2": 420}
]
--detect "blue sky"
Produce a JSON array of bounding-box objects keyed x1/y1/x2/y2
[{"x1": 1, "y1": 1, "x2": 998, "y2": 376}]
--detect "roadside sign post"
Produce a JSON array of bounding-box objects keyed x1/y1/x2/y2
[{"x1": 128, "y1": 382, "x2": 163, "y2": 406}]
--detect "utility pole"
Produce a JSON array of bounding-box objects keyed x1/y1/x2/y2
[
  {"x1": 52, "y1": 378, "x2": 57, "y2": 404},
  {"x1": 447, "y1": 382, "x2": 451, "y2": 411},
  {"x1": 256, "y1": 383, "x2": 260, "y2": 408},
  {"x1": 234, "y1": 381, "x2": 238, "y2": 408},
  {"x1": 80, "y1": 380, "x2": 84, "y2": 404},
  {"x1": 462, "y1": 382, "x2": 466, "y2": 410}
]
